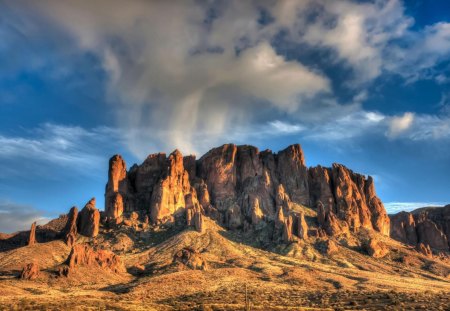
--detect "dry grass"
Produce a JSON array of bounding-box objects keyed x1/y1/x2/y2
[{"x1": 0, "y1": 218, "x2": 449, "y2": 310}]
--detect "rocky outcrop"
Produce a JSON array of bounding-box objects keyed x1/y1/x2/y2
[
  {"x1": 310, "y1": 164, "x2": 390, "y2": 236},
  {"x1": 61, "y1": 244, "x2": 125, "y2": 276},
  {"x1": 363, "y1": 238, "x2": 389, "y2": 258},
  {"x1": 173, "y1": 247, "x2": 207, "y2": 270},
  {"x1": 104, "y1": 143, "x2": 389, "y2": 240},
  {"x1": 390, "y1": 211, "x2": 418, "y2": 246},
  {"x1": 150, "y1": 150, "x2": 191, "y2": 223},
  {"x1": 28, "y1": 222, "x2": 36, "y2": 246},
  {"x1": 63, "y1": 207, "x2": 78, "y2": 247},
  {"x1": 185, "y1": 191, "x2": 206, "y2": 233},
  {"x1": 390, "y1": 205, "x2": 449, "y2": 252},
  {"x1": 20, "y1": 262, "x2": 39, "y2": 280},
  {"x1": 78, "y1": 198, "x2": 100, "y2": 238},
  {"x1": 106, "y1": 192, "x2": 124, "y2": 222},
  {"x1": 105, "y1": 155, "x2": 133, "y2": 213}
]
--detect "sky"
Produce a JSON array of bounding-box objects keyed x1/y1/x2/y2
[{"x1": 0, "y1": 0, "x2": 449, "y2": 232}]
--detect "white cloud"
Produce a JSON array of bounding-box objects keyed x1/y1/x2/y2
[
  {"x1": 269, "y1": 120, "x2": 304, "y2": 134},
  {"x1": 387, "y1": 112, "x2": 414, "y2": 138},
  {"x1": 0, "y1": 201, "x2": 49, "y2": 233}
]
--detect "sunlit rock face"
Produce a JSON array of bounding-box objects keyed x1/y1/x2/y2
[
  {"x1": 105, "y1": 143, "x2": 390, "y2": 237},
  {"x1": 78, "y1": 198, "x2": 100, "y2": 238},
  {"x1": 390, "y1": 205, "x2": 450, "y2": 251}
]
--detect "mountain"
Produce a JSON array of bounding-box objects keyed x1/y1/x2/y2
[{"x1": 0, "y1": 144, "x2": 449, "y2": 310}]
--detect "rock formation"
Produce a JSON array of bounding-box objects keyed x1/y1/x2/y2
[
  {"x1": 61, "y1": 244, "x2": 126, "y2": 276},
  {"x1": 364, "y1": 238, "x2": 389, "y2": 258},
  {"x1": 20, "y1": 262, "x2": 39, "y2": 280},
  {"x1": 28, "y1": 222, "x2": 36, "y2": 246},
  {"x1": 103, "y1": 143, "x2": 391, "y2": 240},
  {"x1": 63, "y1": 207, "x2": 78, "y2": 247},
  {"x1": 77, "y1": 198, "x2": 100, "y2": 237},
  {"x1": 390, "y1": 205, "x2": 450, "y2": 252},
  {"x1": 173, "y1": 247, "x2": 207, "y2": 270}
]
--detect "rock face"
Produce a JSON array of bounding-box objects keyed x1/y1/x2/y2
[
  {"x1": 104, "y1": 144, "x2": 390, "y2": 239},
  {"x1": 20, "y1": 262, "x2": 39, "y2": 280},
  {"x1": 77, "y1": 198, "x2": 100, "y2": 238},
  {"x1": 310, "y1": 164, "x2": 390, "y2": 236},
  {"x1": 390, "y1": 205, "x2": 450, "y2": 252},
  {"x1": 28, "y1": 222, "x2": 36, "y2": 246}
]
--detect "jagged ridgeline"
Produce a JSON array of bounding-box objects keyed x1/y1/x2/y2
[{"x1": 104, "y1": 143, "x2": 390, "y2": 239}]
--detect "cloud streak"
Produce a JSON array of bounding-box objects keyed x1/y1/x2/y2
[
  {"x1": 0, "y1": 201, "x2": 49, "y2": 234},
  {"x1": 0, "y1": 123, "x2": 123, "y2": 176}
]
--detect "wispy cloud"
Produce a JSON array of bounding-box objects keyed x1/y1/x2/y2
[{"x1": 0, "y1": 123, "x2": 123, "y2": 176}]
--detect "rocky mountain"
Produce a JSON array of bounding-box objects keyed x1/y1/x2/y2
[
  {"x1": 0, "y1": 143, "x2": 449, "y2": 310},
  {"x1": 104, "y1": 144, "x2": 390, "y2": 239},
  {"x1": 390, "y1": 205, "x2": 450, "y2": 253}
]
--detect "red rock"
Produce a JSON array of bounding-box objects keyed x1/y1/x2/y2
[
  {"x1": 20, "y1": 262, "x2": 39, "y2": 280},
  {"x1": 282, "y1": 215, "x2": 294, "y2": 242},
  {"x1": 173, "y1": 247, "x2": 207, "y2": 270},
  {"x1": 249, "y1": 197, "x2": 264, "y2": 225},
  {"x1": 390, "y1": 206, "x2": 449, "y2": 252},
  {"x1": 275, "y1": 184, "x2": 291, "y2": 212},
  {"x1": 105, "y1": 155, "x2": 134, "y2": 213},
  {"x1": 63, "y1": 207, "x2": 78, "y2": 247},
  {"x1": 364, "y1": 238, "x2": 389, "y2": 258},
  {"x1": 295, "y1": 212, "x2": 308, "y2": 240},
  {"x1": 277, "y1": 144, "x2": 309, "y2": 206},
  {"x1": 78, "y1": 198, "x2": 100, "y2": 237},
  {"x1": 106, "y1": 192, "x2": 124, "y2": 220},
  {"x1": 104, "y1": 143, "x2": 391, "y2": 239},
  {"x1": 390, "y1": 211, "x2": 418, "y2": 246},
  {"x1": 317, "y1": 239, "x2": 339, "y2": 255},
  {"x1": 63, "y1": 244, "x2": 125, "y2": 275},
  {"x1": 150, "y1": 150, "x2": 191, "y2": 223},
  {"x1": 28, "y1": 222, "x2": 36, "y2": 246}
]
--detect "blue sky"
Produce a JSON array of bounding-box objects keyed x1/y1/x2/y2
[{"x1": 1, "y1": 0, "x2": 449, "y2": 232}]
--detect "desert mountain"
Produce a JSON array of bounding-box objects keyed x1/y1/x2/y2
[{"x1": 0, "y1": 143, "x2": 449, "y2": 310}]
